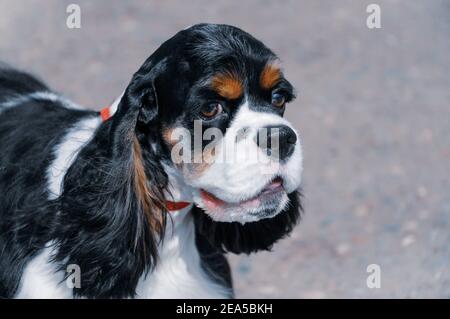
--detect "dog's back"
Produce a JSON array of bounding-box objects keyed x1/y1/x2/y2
[{"x1": 0, "y1": 67, "x2": 96, "y2": 298}]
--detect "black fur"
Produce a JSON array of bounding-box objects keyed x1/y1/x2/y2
[
  {"x1": 0, "y1": 68, "x2": 97, "y2": 298},
  {"x1": 193, "y1": 191, "x2": 302, "y2": 254},
  {"x1": 0, "y1": 23, "x2": 302, "y2": 298}
]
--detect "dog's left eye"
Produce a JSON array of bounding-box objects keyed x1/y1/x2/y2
[
  {"x1": 271, "y1": 92, "x2": 286, "y2": 108},
  {"x1": 200, "y1": 102, "x2": 223, "y2": 119}
]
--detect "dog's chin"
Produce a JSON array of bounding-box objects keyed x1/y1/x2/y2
[{"x1": 192, "y1": 178, "x2": 291, "y2": 224}]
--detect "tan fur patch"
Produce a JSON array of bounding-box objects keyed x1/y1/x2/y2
[
  {"x1": 260, "y1": 63, "x2": 281, "y2": 90},
  {"x1": 162, "y1": 127, "x2": 177, "y2": 146},
  {"x1": 211, "y1": 72, "x2": 243, "y2": 99},
  {"x1": 133, "y1": 137, "x2": 164, "y2": 234}
]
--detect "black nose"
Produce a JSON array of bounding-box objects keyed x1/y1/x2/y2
[{"x1": 255, "y1": 125, "x2": 297, "y2": 161}]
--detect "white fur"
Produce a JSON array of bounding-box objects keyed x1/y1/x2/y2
[
  {"x1": 136, "y1": 164, "x2": 231, "y2": 298},
  {"x1": 16, "y1": 208, "x2": 231, "y2": 299},
  {"x1": 17, "y1": 208, "x2": 231, "y2": 299},
  {"x1": 0, "y1": 91, "x2": 84, "y2": 113},
  {"x1": 184, "y1": 100, "x2": 303, "y2": 224},
  {"x1": 17, "y1": 115, "x2": 102, "y2": 298},
  {"x1": 136, "y1": 205, "x2": 232, "y2": 299},
  {"x1": 163, "y1": 162, "x2": 195, "y2": 203},
  {"x1": 47, "y1": 116, "x2": 102, "y2": 199},
  {"x1": 107, "y1": 91, "x2": 123, "y2": 116},
  {"x1": 6, "y1": 92, "x2": 100, "y2": 298},
  {"x1": 15, "y1": 244, "x2": 73, "y2": 299}
]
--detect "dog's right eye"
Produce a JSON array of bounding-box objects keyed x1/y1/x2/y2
[
  {"x1": 271, "y1": 91, "x2": 286, "y2": 108},
  {"x1": 200, "y1": 102, "x2": 223, "y2": 119}
]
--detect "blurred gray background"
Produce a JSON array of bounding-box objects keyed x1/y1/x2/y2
[{"x1": 1, "y1": 0, "x2": 449, "y2": 298}]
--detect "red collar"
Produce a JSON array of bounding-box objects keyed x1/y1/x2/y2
[
  {"x1": 100, "y1": 105, "x2": 112, "y2": 121},
  {"x1": 100, "y1": 105, "x2": 192, "y2": 212},
  {"x1": 165, "y1": 201, "x2": 192, "y2": 211}
]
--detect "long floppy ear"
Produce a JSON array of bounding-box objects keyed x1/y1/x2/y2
[
  {"x1": 193, "y1": 191, "x2": 302, "y2": 254},
  {"x1": 53, "y1": 61, "x2": 168, "y2": 298}
]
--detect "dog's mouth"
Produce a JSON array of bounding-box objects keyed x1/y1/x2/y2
[{"x1": 200, "y1": 177, "x2": 285, "y2": 211}]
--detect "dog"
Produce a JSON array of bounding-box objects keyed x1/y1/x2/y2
[{"x1": 0, "y1": 23, "x2": 303, "y2": 298}]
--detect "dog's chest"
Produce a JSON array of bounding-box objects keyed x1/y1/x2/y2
[
  {"x1": 135, "y1": 212, "x2": 230, "y2": 299},
  {"x1": 16, "y1": 213, "x2": 229, "y2": 298}
]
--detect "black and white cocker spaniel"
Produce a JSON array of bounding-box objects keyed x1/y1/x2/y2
[{"x1": 0, "y1": 23, "x2": 303, "y2": 299}]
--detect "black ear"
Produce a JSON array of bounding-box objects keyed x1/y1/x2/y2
[
  {"x1": 53, "y1": 60, "x2": 169, "y2": 298},
  {"x1": 114, "y1": 58, "x2": 168, "y2": 128},
  {"x1": 193, "y1": 191, "x2": 302, "y2": 254},
  {"x1": 136, "y1": 79, "x2": 158, "y2": 125}
]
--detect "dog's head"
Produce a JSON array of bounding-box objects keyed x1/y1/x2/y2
[
  {"x1": 58, "y1": 24, "x2": 303, "y2": 297},
  {"x1": 122, "y1": 23, "x2": 302, "y2": 225}
]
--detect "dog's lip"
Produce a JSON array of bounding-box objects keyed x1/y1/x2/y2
[{"x1": 200, "y1": 177, "x2": 284, "y2": 209}]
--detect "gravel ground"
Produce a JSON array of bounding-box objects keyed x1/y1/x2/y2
[{"x1": 0, "y1": 0, "x2": 449, "y2": 298}]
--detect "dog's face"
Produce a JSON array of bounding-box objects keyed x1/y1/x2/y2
[{"x1": 134, "y1": 24, "x2": 302, "y2": 224}]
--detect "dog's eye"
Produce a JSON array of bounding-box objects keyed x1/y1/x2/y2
[
  {"x1": 201, "y1": 102, "x2": 223, "y2": 119},
  {"x1": 271, "y1": 92, "x2": 286, "y2": 108}
]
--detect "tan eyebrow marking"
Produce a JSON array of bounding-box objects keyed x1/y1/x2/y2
[
  {"x1": 211, "y1": 72, "x2": 243, "y2": 99},
  {"x1": 260, "y1": 63, "x2": 281, "y2": 90}
]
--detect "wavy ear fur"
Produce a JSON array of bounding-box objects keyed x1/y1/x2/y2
[
  {"x1": 193, "y1": 191, "x2": 302, "y2": 254},
  {"x1": 54, "y1": 63, "x2": 168, "y2": 298}
]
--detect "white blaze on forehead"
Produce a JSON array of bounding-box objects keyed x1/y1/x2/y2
[{"x1": 229, "y1": 100, "x2": 292, "y2": 130}]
